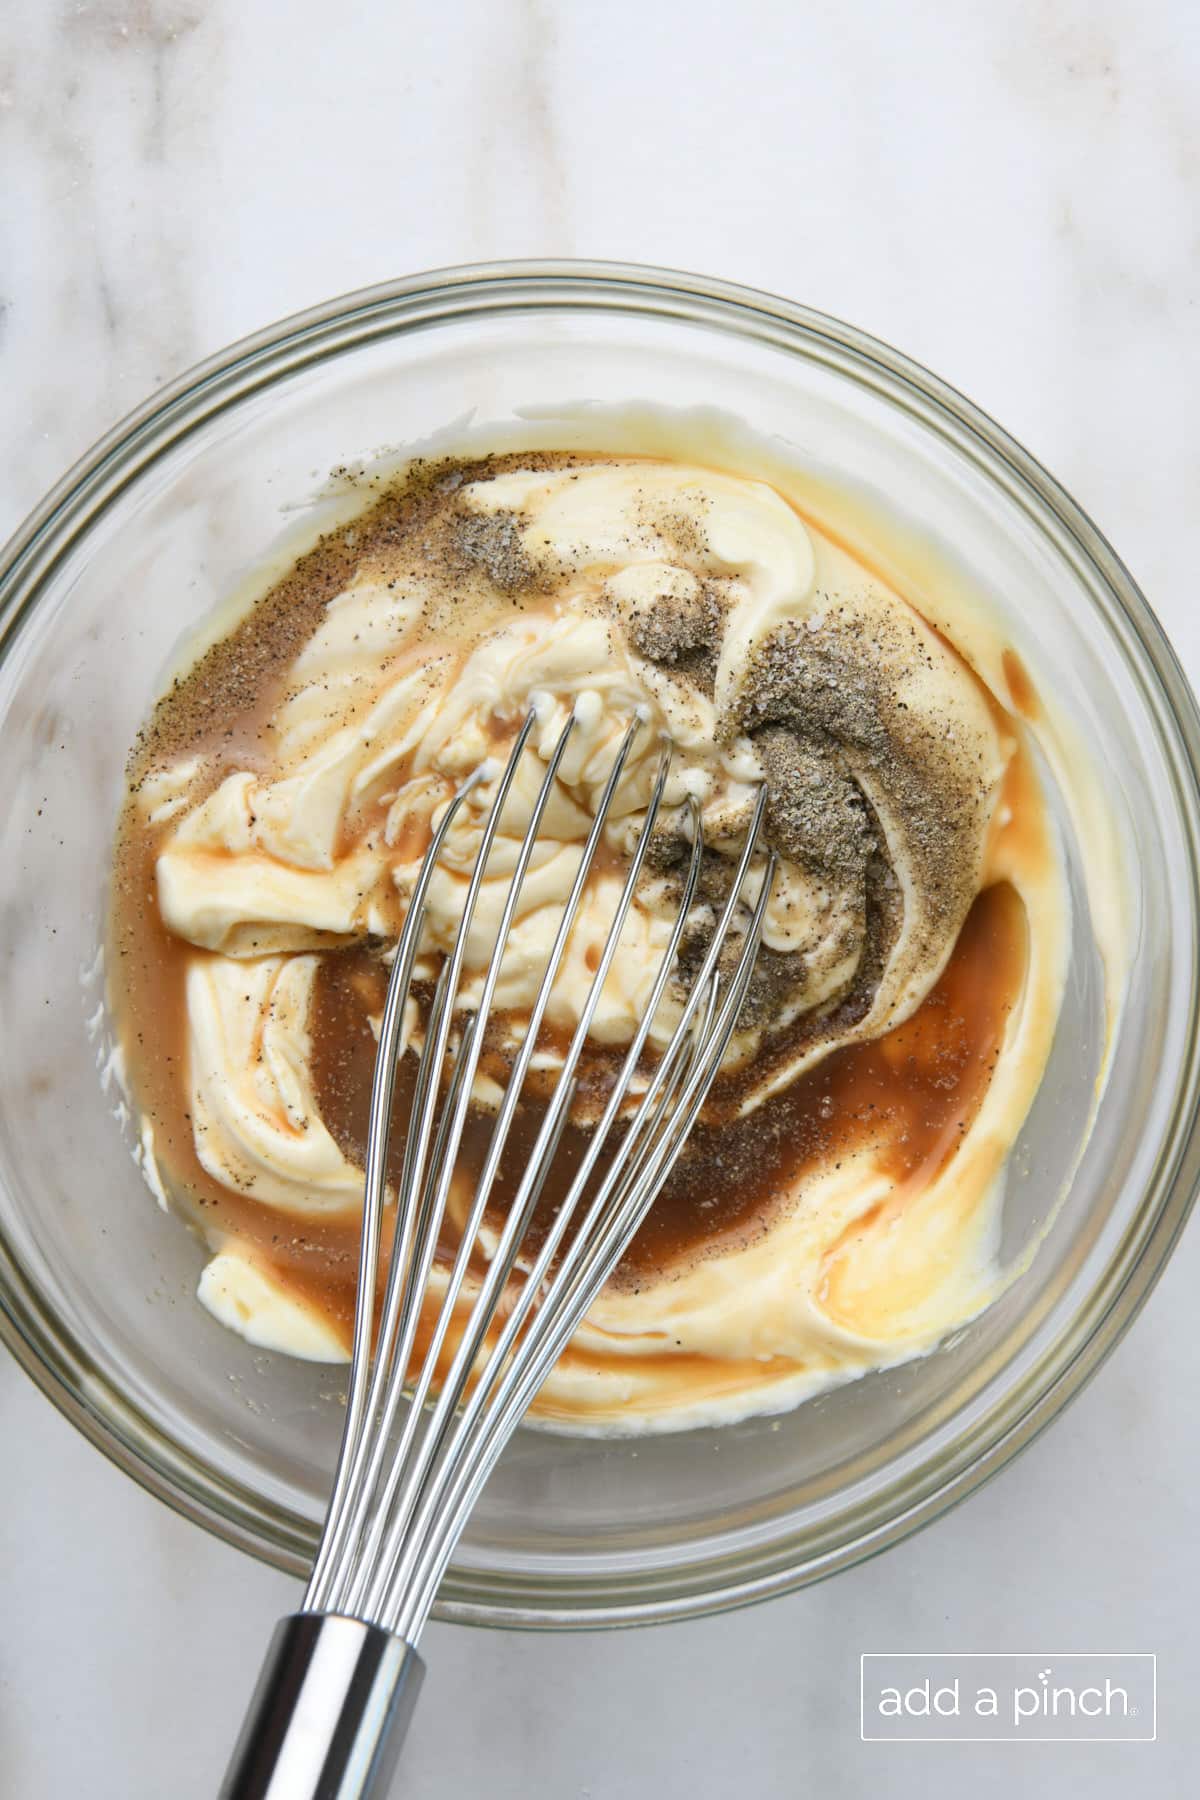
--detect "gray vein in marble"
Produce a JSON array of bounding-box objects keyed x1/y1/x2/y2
[
  {"x1": 514, "y1": 0, "x2": 569, "y2": 246},
  {"x1": 0, "y1": 1, "x2": 221, "y2": 527},
  {"x1": 468, "y1": 0, "x2": 571, "y2": 257}
]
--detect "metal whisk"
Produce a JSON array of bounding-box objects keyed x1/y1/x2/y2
[{"x1": 222, "y1": 702, "x2": 775, "y2": 1799}]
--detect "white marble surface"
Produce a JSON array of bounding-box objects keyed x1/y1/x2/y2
[{"x1": 3, "y1": 1, "x2": 1200, "y2": 1794}]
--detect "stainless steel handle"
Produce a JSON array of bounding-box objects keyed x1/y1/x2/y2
[{"x1": 220, "y1": 1613, "x2": 424, "y2": 1799}]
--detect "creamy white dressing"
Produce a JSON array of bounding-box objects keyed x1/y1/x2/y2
[{"x1": 119, "y1": 441, "x2": 1082, "y2": 1429}]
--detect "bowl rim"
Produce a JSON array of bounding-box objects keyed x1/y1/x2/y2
[{"x1": 3, "y1": 256, "x2": 1200, "y2": 1630}]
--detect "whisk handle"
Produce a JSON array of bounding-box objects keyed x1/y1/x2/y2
[{"x1": 220, "y1": 1612, "x2": 424, "y2": 1799}]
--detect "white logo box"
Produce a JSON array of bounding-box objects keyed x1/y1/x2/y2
[{"x1": 860, "y1": 1652, "x2": 1156, "y2": 1743}]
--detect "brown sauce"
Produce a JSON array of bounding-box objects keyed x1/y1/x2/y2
[
  {"x1": 1002, "y1": 647, "x2": 1042, "y2": 722},
  {"x1": 308, "y1": 879, "x2": 1026, "y2": 1303},
  {"x1": 106, "y1": 449, "x2": 1036, "y2": 1352},
  {"x1": 110, "y1": 751, "x2": 1027, "y2": 1346}
]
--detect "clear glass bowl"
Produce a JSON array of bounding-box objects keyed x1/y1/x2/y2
[{"x1": 2, "y1": 261, "x2": 1198, "y2": 1628}]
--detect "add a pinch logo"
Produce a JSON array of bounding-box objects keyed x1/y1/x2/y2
[{"x1": 860, "y1": 1654, "x2": 1156, "y2": 1742}]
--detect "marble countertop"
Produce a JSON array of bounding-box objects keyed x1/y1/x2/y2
[{"x1": 3, "y1": 1, "x2": 1199, "y2": 1794}]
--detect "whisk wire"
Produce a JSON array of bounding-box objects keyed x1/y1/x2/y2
[
  {"x1": 305, "y1": 767, "x2": 483, "y2": 1608},
  {"x1": 385, "y1": 816, "x2": 773, "y2": 1635},
  {"x1": 360, "y1": 818, "x2": 713, "y2": 1621},
  {"x1": 309, "y1": 704, "x2": 539, "y2": 1609},
  {"x1": 305, "y1": 709, "x2": 775, "y2": 1635},
  {"x1": 396, "y1": 850, "x2": 776, "y2": 1637},
  {"x1": 326, "y1": 706, "x2": 579, "y2": 1615},
  {"x1": 363, "y1": 750, "x2": 692, "y2": 1618},
  {"x1": 342, "y1": 709, "x2": 659, "y2": 1614},
  {"x1": 376, "y1": 729, "x2": 672, "y2": 1485}
]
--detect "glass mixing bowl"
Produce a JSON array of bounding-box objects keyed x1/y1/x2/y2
[{"x1": 2, "y1": 262, "x2": 1198, "y2": 1628}]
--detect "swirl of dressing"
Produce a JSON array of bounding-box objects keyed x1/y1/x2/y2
[{"x1": 152, "y1": 458, "x2": 1006, "y2": 1204}]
